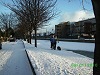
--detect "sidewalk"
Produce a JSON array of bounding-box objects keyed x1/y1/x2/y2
[{"x1": 0, "y1": 40, "x2": 33, "y2": 75}]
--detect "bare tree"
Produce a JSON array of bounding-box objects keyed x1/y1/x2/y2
[
  {"x1": 3, "y1": 0, "x2": 57, "y2": 47},
  {"x1": 0, "y1": 13, "x2": 17, "y2": 38}
]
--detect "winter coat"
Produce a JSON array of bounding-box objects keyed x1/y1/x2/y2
[{"x1": 50, "y1": 37, "x2": 57, "y2": 43}]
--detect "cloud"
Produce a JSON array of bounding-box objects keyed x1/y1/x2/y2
[
  {"x1": 38, "y1": 10, "x2": 95, "y2": 33},
  {"x1": 59, "y1": 10, "x2": 95, "y2": 22}
]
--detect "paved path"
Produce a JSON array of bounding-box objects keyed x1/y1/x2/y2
[{"x1": 0, "y1": 40, "x2": 33, "y2": 75}]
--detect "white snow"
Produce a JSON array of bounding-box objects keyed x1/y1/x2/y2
[
  {"x1": 0, "y1": 39, "x2": 94, "y2": 75},
  {"x1": 31, "y1": 40, "x2": 95, "y2": 52},
  {"x1": 0, "y1": 50, "x2": 13, "y2": 71},
  {"x1": 24, "y1": 40, "x2": 94, "y2": 75},
  {"x1": 0, "y1": 40, "x2": 33, "y2": 75}
]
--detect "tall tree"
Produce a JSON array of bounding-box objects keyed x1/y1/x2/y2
[
  {"x1": 3, "y1": 0, "x2": 57, "y2": 47},
  {"x1": 91, "y1": 0, "x2": 100, "y2": 74},
  {"x1": 0, "y1": 13, "x2": 17, "y2": 38}
]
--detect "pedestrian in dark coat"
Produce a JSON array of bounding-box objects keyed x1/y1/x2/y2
[
  {"x1": 50, "y1": 35, "x2": 53, "y2": 49},
  {"x1": 53, "y1": 35, "x2": 57, "y2": 50}
]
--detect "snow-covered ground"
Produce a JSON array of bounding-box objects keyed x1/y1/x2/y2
[
  {"x1": 24, "y1": 40, "x2": 94, "y2": 75},
  {"x1": 0, "y1": 40, "x2": 33, "y2": 75},
  {"x1": 32, "y1": 40, "x2": 95, "y2": 52},
  {"x1": 0, "y1": 40, "x2": 94, "y2": 75}
]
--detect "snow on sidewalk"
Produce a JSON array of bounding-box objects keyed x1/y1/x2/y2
[
  {"x1": 0, "y1": 50, "x2": 13, "y2": 71},
  {"x1": 0, "y1": 40, "x2": 33, "y2": 75},
  {"x1": 24, "y1": 41, "x2": 93, "y2": 75}
]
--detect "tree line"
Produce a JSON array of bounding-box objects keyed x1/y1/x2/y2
[{"x1": 0, "y1": 0, "x2": 57, "y2": 47}]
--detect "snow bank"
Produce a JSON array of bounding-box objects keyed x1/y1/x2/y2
[
  {"x1": 24, "y1": 40, "x2": 93, "y2": 75},
  {"x1": 26, "y1": 49, "x2": 93, "y2": 75}
]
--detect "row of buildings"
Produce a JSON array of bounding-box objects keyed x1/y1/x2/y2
[{"x1": 55, "y1": 18, "x2": 96, "y2": 39}]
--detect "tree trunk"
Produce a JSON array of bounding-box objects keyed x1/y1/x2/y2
[
  {"x1": 91, "y1": 0, "x2": 100, "y2": 74},
  {"x1": 34, "y1": 26, "x2": 37, "y2": 47},
  {"x1": 24, "y1": 34, "x2": 26, "y2": 41},
  {"x1": 29, "y1": 31, "x2": 31, "y2": 44}
]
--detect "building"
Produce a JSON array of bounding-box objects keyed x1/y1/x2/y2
[
  {"x1": 55, "y1": 18, "x2": 96, "y2": 39},
  {"x1": 75, "y1": 18, "x2": 96, "y2": 38},
  {"x1": 55, "y1": 22, "x2": 70, "y2": 38}
]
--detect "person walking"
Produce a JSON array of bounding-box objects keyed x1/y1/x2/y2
[
  {"x1": 53, "y1": 35, "x2": 57, "y2": 50},
  {"x1": 50, "y1": 35, "x2": 53, "y2": 49},
  {"x1": 50, "y1": 35, "x2": 57, "y2": 50}
]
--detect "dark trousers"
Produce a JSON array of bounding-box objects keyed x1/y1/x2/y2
[
  {"x1": 51, "y1": 42, "x2": 53, "y2": 48},
  {"x1": 51, "y1": 42, "x2": 56, "y2": 50},
  {"x1": 53, "y1": 42, "x2": 56, "y2": 50}
]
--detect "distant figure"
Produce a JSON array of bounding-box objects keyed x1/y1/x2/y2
[
  {"x1": 50, "y1": 35, "x2": 57, "y2": 50},
  {"x1": 53, "y1": 35, "x2": 57, "y2": 50},
  {"x1": 50, "y1": 35, "x2": 53, "y2": 49}
]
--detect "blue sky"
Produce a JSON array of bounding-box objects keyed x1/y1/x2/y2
[
  {"x1": 56, "y1": 0, "x2": 93, "y2": 13},
  {"x1": 0, "y1": 0, "x2": 12, "y2": 14},
  {"x1": 0, "y1": 0, "x2": 95, "y2": 33},
  {"x1": 46, "y1": 0, "x2": 95, "y2": 33},
  {"x1": 55, "y1": 0, "x2": 94, "y2": 21}
]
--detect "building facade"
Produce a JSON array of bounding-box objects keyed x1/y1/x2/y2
[
  {"x1": 55, "y1": 22, "x2": 70, "y2": 38},
  {"x1": 55, "y1": 18, "x2": 96, "y2": 39}
]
